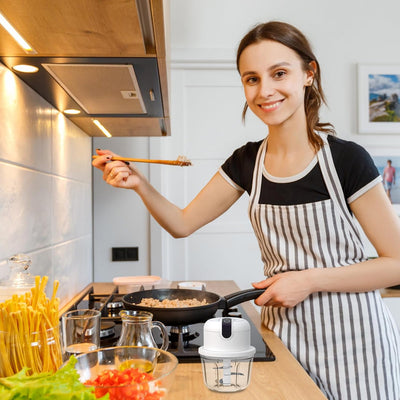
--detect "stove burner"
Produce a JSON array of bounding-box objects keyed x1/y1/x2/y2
[
  {"x1": 107, "y1": 301, "x2": 123, "y2": 309},
  {"x1": 169, "y1": 325, "x2": 200, "y2": 347},
  {"x1": 226, "y1": 311, "x2": 242, "y2": 318},
  {"x1": 100, "y1": 321, "x2": 116, "y2": 338}
]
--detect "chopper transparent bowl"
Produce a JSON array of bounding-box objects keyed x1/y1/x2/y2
[{"x1": 200, "y1": 355, "x2": 254, "y2": 392}]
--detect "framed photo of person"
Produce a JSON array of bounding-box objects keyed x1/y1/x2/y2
[
  {"x1": 358, "y1": 64, "x2": 400, "y2": 134},
  {"x1": 371, "y1": 155, "x2": 400, "y2": 206}
]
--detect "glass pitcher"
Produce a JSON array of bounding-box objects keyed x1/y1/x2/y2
[{"x1": 117, "y1": 310, "x2": 169, "y2": 351}]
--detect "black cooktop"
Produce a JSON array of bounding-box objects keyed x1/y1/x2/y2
[
  {"x1": 65, "y1": 285, "x2": 275, "y2": 363},
  {"x1": 159, "y1": 304, "x2": 275, "y2": 363}
]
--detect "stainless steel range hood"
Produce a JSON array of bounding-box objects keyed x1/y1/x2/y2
[
  {"x1": 0, "y1": 0, "x2": 170, "y2": 137},
  {"x1": 42, "y1": 64, "x2": 147, "y2": 115}
]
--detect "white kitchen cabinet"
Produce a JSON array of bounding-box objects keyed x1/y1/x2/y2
[{"x1": 383, "y1": 296, "x2": 400, "y2": 330}]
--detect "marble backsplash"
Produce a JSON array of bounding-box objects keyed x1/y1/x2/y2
[{"x1": 0, "y1": 63, "x2": 93, "y2": 306}]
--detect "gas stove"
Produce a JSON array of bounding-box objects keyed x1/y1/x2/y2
[{"x1": 62, "y1": 284, "x2": 275, "y2": 363}]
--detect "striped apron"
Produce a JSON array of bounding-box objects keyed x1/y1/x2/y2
[{"x1": 248, "y1": 136, "x2": 400, "y2": 399}]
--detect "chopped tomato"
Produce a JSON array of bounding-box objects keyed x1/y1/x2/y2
[{"x1": 84, "y1": 367, "x2": 165, "y2": 400}]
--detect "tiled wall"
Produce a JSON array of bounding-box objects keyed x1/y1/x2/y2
[{"x1": 0, "y1": 63, "x2": 92, "y2": 306}]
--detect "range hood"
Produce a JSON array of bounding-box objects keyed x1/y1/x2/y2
[{"x1": 0, "y1": 0, "x2": 170, "y2": 137}]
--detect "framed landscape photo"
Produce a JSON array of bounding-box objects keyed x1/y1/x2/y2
[{"x1": 358, "y1": 64, "x2": 400, "y2": 134}]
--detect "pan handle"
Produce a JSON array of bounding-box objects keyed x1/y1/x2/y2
[{"x1": 219, "y1": 288, "x2": 265, "y2": 310}]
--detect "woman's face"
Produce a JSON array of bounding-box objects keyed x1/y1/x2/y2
[{"x1": 238, "y1": 40, "x2": 314, "y2": 129}]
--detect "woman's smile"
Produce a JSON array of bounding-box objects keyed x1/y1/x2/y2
[{"x1": 259, "y1": 99, "x2": 284, "y2": 112}]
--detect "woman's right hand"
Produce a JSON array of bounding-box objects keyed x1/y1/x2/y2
[{"x1": 92, "y1": 149, "x2": 145, "y2": 191}]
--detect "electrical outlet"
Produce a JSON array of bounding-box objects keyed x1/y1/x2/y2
[{"x1": 112, "y1": 247, "x2": 139, "y2": 261}]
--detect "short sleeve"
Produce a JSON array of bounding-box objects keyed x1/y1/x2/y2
[
  {"x1": 219, "y1": 140, "x2": 262, "y2": 194},
  {"x1": 329, "y1": 136, "x2": 381, "y2": 203}
]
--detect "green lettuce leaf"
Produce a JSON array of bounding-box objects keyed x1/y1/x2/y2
[{"x1": 0, "y1": 356, "x2": 108, "y2": 400}]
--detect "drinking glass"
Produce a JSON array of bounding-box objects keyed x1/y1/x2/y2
[{"x1": 61, "y1": 309, "x2": 101, "y2": 359}]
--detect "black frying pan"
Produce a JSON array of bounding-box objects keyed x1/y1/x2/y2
[{"x1": 122, "y1": 288, "x2": 264, "y2": 326}]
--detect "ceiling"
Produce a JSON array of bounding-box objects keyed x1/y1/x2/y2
[{"x1": 0, "y1": 0, "x2": 170, "y2": 136}]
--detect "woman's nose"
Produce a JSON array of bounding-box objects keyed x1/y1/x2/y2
[{"x1": 258, "y1": 78, "x2": 275, "y2": 97}]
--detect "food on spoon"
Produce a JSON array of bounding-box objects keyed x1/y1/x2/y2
[
  {"x1": 0, "y1": 276, "x2": 62, "y2": 377},
  {"x1": 135, "y1": 297, "x2": 208, "y2": 308},
  {"x1": 176, "y1": 155, "x2": 192, "y2": 166}
]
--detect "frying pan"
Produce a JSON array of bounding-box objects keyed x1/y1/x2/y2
[{"x1": 122, "y1": 288, "x2": 265, "y2": 326}]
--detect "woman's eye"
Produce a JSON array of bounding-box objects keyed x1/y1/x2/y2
[
  {"x1": 245, "y1": 76, "x2": 258, "y2": 84},
  {"x1": 274, "y1": 70, "x2": 286, "y2": 79}
]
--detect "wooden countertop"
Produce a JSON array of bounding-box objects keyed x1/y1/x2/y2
[
  {"x1": 59, "y1": 281, "x2": 400, "y2": 399},
  {"x1": 381, "y1": 287, "x2": 400, "y2": 298},
  {"x1": 73, "y1": 281, "x2": 326, "y2": 399}
]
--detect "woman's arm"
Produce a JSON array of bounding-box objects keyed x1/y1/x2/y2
[
  {"x1": 92, "y1": 150, "x2": 243, "y2": 238},
  {"x1": 253, "y1": 183, "x2": 400, "y2": 307},
  {"x1": 308, "y1": 182, "x2": 400, "y2": 291}
]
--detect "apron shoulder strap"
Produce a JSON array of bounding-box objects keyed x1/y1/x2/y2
[
  {"x1": 248, "y1": 138, "x2": 267, "y2": 213},
  {"x1": 317, "y1": 134, "x2": 363, "y2": 243}
]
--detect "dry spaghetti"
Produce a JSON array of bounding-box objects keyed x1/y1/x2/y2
[{"x1": 0, "y1": 276, "x2": 62, "y2": 377}]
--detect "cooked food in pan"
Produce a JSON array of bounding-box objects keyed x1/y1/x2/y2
[{"x1": 135, "y1": 297, "x2": 208, "y2": 308}]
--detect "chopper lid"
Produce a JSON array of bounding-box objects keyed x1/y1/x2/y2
[{"x1": 199, "y1": 317, "x2": 256, "y2": 359}]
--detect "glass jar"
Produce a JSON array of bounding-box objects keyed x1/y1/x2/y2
[
  {"x1": 0, "y1": 325, "x2": 63, "y2": 377},
  {"x1": 0, "y1": 254, "x2": 35, "y2": 302}
]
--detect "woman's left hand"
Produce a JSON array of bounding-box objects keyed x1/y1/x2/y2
[{"x1": 252, "y1": 271, "x2": 313, "y2": 308}]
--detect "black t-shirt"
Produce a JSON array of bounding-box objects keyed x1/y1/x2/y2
[{"x1": 220, "y1": 135, "x2": 380, "y2": 208}]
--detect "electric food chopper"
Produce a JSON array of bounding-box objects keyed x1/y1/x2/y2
[{"x1": 199, "y1": 317, "x2": 256, "y2": 392}]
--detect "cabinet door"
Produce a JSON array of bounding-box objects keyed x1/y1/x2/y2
[{"x1": 0, "y1": 0, "x2": 148, "y2": 57}]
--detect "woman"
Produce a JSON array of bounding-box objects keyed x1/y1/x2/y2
[{"x1": 93, "y1": 21, "x2": 400, "y2": 399}]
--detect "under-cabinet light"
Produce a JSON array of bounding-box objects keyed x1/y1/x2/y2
[
  {"x1": 63, "y1": 109, "x2": 81, "y2": 115},
  {"x1": 0, "y1": 13, "x2": 37, "y2": 54},
  {"x1": 93, "y1": 119, "x2": 112, "y2": 138},
  {"x1": 12, "y1": 64, "x2": 39, "y2": 73}
]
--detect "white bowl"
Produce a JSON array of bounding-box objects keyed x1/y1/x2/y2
[
  {"x1": 177, "y1": 281, "x2": 206, "y2": 290},
  {"x1": 113, "y1": 276, "x2": 162, "y2": 294}
]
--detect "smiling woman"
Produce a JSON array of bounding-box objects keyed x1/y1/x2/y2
[
  {"x1": 92, "y1": 21, "x2": 400, "y2": 400},
  {"x1": 235, "y1": 21, "x2": 335, "y2": 152},
  {"x1": 239, "y1": 45, "x2": 312, "y2": 130}
]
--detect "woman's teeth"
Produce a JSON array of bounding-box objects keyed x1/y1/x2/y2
[{"x1": 260, "y1": 101, "x2": 281, "y2": 110}]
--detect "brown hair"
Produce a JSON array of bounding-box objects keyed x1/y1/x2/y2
[{"x1": 236, "y1": 21, "x2": 335, "y2": 151}]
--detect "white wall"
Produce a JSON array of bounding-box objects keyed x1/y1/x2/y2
[
  {"x1": 92, "y1": 137, "x2": 151, "y2": 281},
  {"x1": 0, "y1": 63, "x2": 92, "y2": 306}
]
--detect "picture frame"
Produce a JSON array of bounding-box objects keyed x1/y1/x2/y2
[
  {"x1": 358, "y1": 64, "x2": 400, "y2": 134},
  {"x1": 371, "y1": 155, "x2": 400, "y2": 207}
]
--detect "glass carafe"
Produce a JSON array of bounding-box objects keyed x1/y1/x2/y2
[{"x1": 117, "y1": 310, "x2": 169, "y2": 351}]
